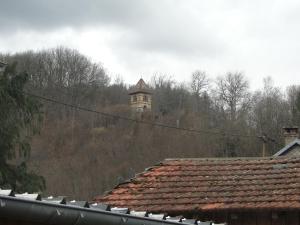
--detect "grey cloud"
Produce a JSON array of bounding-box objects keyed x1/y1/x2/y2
[
  {"x1": 0, "y1": 0, "x2": 154, "y2": 31},
  {"x1": 1, "y1": 0, "x2": 300, "y2": 89},
  {"x1": 0, "y1": 0, "x2": 224, "y2": 58}
]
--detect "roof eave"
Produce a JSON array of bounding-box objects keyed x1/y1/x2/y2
[
  {"x1": 0, "y1": 195, "x2": 185, "y2": 225},
  {"x1": 128, "y1": 90, "x2": 153, "y2": 95},
  {"x1": 273, "y1": 139, "x2": 300, "y2": 156}
]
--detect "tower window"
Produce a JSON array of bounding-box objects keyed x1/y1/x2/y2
[
  {"x1": 133, "y1": 95, "x2": 137, "y2": 102},
  {"x1": 143, "y1": 95, "x2": 148, "y2": 102}
]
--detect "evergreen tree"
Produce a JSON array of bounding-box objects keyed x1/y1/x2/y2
[{"x1": 0, "y1": 63, "x2": 45, "y2": 192}]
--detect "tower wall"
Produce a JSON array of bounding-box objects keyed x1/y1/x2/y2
[{"x1": 130, "y1": 93, "x2": 152, "y2": 112}]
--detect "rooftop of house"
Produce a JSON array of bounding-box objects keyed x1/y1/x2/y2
[
  {"x1": 94, "y1": 157, "x2": 300, "y2": 216},
  {"x1": 273, "y1": 139, "x2": 300, "y2": 157},
  {"x1": 129, "y1": 78, "x2": 152, "y2": 95},
  {"x1": 0, "y1": 189, "x2": 209, "y2": 225}
]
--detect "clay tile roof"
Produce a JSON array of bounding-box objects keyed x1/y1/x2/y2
[
  {"x1": 129, "y1": 78, "x2": 152, "y2": 95},
  {"x1": 94, "y1": 157, "x2": 300, "y2": 214}
]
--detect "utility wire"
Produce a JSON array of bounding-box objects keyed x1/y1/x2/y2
[
  {"x1": 265, "y1": 135, "x2": 282, "y2": 147},
  {"x1": 23, "y1": 91, "x2": 264, "y2": 139}
]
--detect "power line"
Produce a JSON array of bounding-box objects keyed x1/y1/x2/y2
[
  {"x1": 23, "y1": 91, "x2": 262, "y2": 139},
  {"x1": 265, "y1": 135, "x2": 282, "y2": 147}
]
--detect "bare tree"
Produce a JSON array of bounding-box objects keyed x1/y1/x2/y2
[
  {"x1": 190, "y1": 70, "x2": 209, "y2": 113},
  {"x1": 190, "y1": 70, "x2": 209, "y2": 97},
  {"x1": 287, "y1": 85, "x2": 300, "y2": 125},
  {"x1": 216, "y1": 72, "x2": 251, "y2": 121},
  {"x1": 252, "y1": 77, "x2": 290, "y2": 154}
]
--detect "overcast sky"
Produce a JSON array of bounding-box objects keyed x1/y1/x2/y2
[{"x1": 0, "y1": 0, "x2": 300, "y2": 89}]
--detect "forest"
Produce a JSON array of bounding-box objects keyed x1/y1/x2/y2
[{"x1": 1, "y1": 47, "x2": 300, "y2": 199}]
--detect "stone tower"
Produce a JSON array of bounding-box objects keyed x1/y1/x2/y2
[
  {"x1": 0, "y1": 61, "x2": 7, "y2": 73},
  {"x1": 129, "y1": 78, "x2": 152, "y2": 112}
]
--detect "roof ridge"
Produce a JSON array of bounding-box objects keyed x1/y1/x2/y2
[{"x1": 164, "y1": 156, "x2": 300, "y2": 161}]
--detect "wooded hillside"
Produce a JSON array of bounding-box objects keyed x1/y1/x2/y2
[{"x1": 1, "y1": 47, "x2": 300, "y2": 199}]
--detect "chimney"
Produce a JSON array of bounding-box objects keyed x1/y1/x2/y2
[{"x1": 283, "y1": 127, "x2": 299, "y2": 145}]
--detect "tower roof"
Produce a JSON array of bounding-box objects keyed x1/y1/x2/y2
[
  {"x1": 0, "y1": 61, "x2": 7, "y2": 67},
  {"x1": 129, "y1": 78, "x2": 152, "y2": 95}
]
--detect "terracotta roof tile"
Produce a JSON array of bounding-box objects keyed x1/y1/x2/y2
[{"x1": 94, "y1": 157, "x2": 300, "y2": 214}]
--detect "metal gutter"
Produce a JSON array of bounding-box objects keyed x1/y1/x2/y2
[{"x1": 0, "y1": 194, "x2": 194, "y2": 225}]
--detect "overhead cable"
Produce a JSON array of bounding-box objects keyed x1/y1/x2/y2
[{"x1": 23, "y1": 91, "x2": 264, "y2": 139}]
